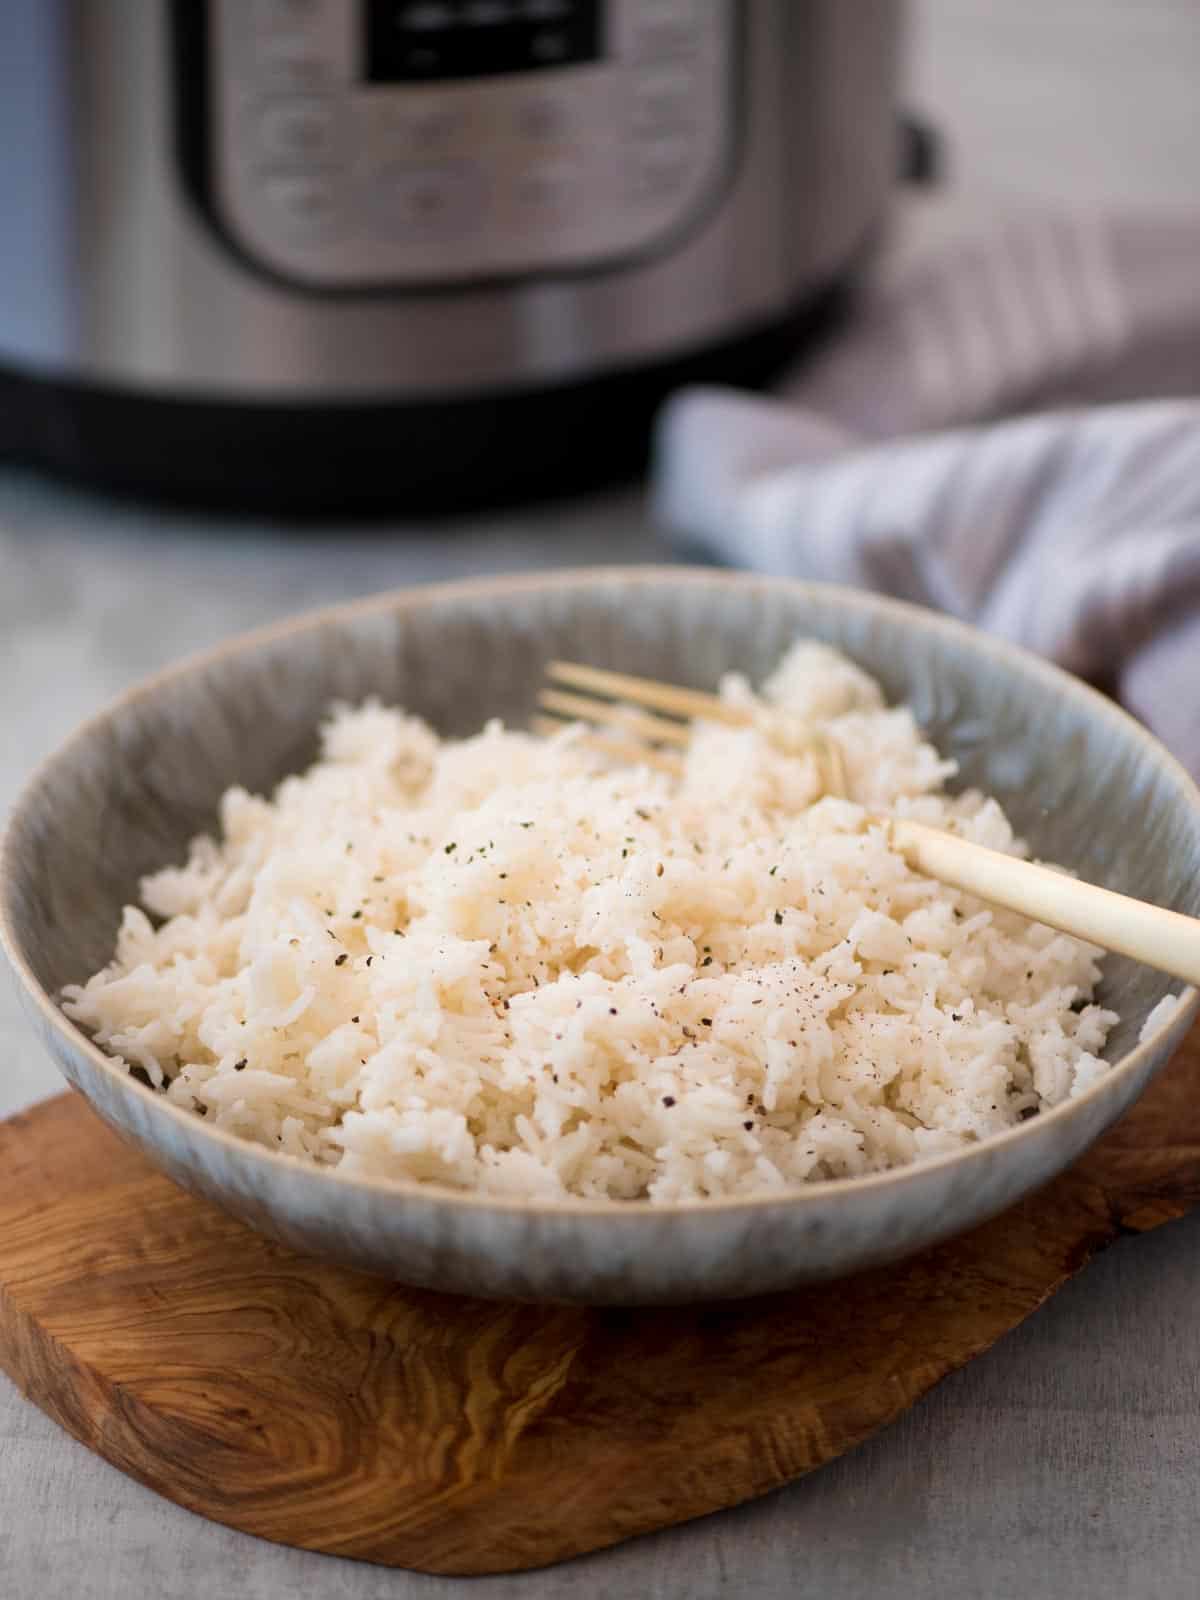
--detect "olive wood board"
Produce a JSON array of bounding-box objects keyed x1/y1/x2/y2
[{"x1": 2, "y1": 1031, "x2": 1199, "y2": 1577}]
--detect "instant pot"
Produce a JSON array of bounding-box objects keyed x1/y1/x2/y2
[{"x1": 0, "y1": 1, "x2": 906, "y2": 512}]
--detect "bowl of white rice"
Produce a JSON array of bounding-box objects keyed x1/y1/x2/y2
[{"x1": 3, "y1": 568, "x2": 1198, "y2": 1303}]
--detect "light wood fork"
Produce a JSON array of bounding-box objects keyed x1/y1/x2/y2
[{"x1": 534, "y1": 660, "x2": 1200, "y2": 989}]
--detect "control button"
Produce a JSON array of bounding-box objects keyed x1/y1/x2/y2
[
  {"x1": 257, "y1": 98, "x2": 340, "y2": 164},
  {"x1": 251, "y1": 38, "x2": 331, "y2": 89},
  {"x1": 630, "y1": 63, "x2": 697, "y2": 131},
  {"x1": 249, "y1": 0, "x2": 334, "y2": 86},
  {"x1": 629, "y1": 133, "x2": 693, "y2": 199},
  {"x1": 371, "y1": 164, "x2": 483, "y2": 238},
  {"x1": 389, "y1": 102, "x2": 465, "y2": 154},
  {"x1": 624, "y1": 0, "x2": 698, "y2": 57},
  {"x1": 512, "y1": 159, "x2": 583, "y2": 217},
  {"x1": 261, "y1": 174, "x2": 341, "y2": 234}
]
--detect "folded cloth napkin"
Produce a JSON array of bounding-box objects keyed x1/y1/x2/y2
[{"x1": 652, "y1": 209, "x2": 1200, "y2": 774}]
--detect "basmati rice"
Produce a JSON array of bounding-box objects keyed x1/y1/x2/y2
[{"x1": 63, "y1": 642, "x2": 1137, "y2": 1202}]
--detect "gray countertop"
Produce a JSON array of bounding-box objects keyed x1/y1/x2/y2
[{"x1": 4, "y1": 3, "x2": 1200, "y2": 1595}]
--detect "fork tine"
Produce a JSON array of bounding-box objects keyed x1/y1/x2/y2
[
  {"x1": 537, "y1": 688, "x2": 692, "y2": 747},
  {"x1": 538, "y1": 665, "x2": 849, "y2": 797},
  {"x1": 531, "y1": 716, "x2": 684, "y2": 775},
  {"x1": 546, "y1": 661, "x2": 752, "y2": 727}
]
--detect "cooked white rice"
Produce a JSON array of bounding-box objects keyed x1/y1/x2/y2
[{"x1": 64, "y1": 642, "x2": 1143, "y2": 1202}]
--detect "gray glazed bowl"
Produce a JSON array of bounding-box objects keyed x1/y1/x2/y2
[{"x1": 3, "y1": 568, "x2": 1199, "y2": 1304}]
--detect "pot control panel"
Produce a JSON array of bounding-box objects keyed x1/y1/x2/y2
[{"x1": 207, "y1": 0, "x2": 737, "y2": 288}]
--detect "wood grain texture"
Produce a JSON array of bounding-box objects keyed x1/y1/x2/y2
[{"x1": 3, "y1": 1024, "x2": 1200, "y2": 1578}]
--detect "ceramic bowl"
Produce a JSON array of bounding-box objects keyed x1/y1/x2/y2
[{"x1": 3, "y1": 568, "x2": 1199, "y2": 1304}]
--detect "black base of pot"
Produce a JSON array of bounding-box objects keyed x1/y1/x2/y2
[{"x1": 0, "y1": 277, "x2": 854, "y2": 518}]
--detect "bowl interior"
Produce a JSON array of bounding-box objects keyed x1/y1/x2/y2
[{"x1": 6, "y1": 570, "x2": 1200, "y2": 1066}]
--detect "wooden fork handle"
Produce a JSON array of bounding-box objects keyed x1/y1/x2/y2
[{"x1": 886, "y1": 817, "x2": 1200, "y2": 988}]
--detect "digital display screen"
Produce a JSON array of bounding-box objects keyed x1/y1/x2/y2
[{"x1": 366, "y1": 1, "x2": 603, "y2": 83}]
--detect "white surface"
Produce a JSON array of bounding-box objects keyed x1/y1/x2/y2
[{"x1": 3, "y1": 2, "x2": 1200, "y2": 1593}]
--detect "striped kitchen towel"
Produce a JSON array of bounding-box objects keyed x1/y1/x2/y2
[{"x1": 653, "y1": 210, "x2": 1200, "y2": 773}]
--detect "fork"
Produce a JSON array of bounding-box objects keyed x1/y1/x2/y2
[{"x1": 533, "y1": 660, "x2": 1200, "y2": 989}]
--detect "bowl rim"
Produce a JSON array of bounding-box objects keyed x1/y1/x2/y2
[{"x1": 2, "y1": 563, "x2": 1198, "y2": 1220}]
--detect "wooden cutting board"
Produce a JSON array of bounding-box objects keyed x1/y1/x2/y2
[{"x1": 3, "y1": 1029, "x2": 1200, "y2": 1578}]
